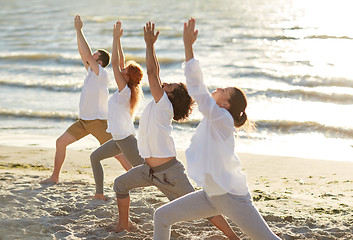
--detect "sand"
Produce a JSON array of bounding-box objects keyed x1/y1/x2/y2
[{"x1": 0, "y1": 144, "x2": 352, "y2": 240}]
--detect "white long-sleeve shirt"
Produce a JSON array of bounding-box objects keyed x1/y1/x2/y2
[
  {"x1": 184, "y1": 58, "x2": 249, "y2": 196},
  {"x1": 106, "y1": 85, "x2": 135, "y2": 140}
]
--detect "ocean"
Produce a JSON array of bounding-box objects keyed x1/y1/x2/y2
[{"x1": 1, "y1": 0, "x2": 352, "y2": 162}]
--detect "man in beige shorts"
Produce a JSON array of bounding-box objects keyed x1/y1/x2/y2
[{"x1": 40, "y1": 15, "x2": 127, "y2": 184}]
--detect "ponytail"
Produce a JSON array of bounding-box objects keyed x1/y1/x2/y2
[
  {"x1": 227, "y1": 87, "x2": 248, "y2": 128},
  {"x1": 235, "y1": 111, "x2": 247, "y2": 128},
  {"x1": 125, "y1": 61, "x2": 143, "y2": 115}
]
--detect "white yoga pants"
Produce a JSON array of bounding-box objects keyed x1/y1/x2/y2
[{"x1": 153, "y1": 189, "x2": 280, "y2": 240}]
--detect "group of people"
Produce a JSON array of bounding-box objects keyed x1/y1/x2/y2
[{"x1": 40, "y1": 15, "x2": 280, "y2": 240}]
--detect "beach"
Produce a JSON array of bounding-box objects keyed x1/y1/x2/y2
[
  {"x1": 1, "y1": 0, "x2": 353, "y2": 239},
  {"x1": 1, "y1": 144, "x2": 352, "y2": 240}
]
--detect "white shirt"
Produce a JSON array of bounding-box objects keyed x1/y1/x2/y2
[
  {"x1": 79, "y1": 65, "x2": 109, "y2": 120},
  {"x1": 137, "y1": 92, "x2": 176, "y2": 158},
  {"x1": 184, "y1": 58, "x2": 249, "y2": 196},
  {"x1": 106, "y1": 85, "x2": 135, "y2": 140}
]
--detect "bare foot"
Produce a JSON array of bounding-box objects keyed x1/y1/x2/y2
[
  {"x1": 39, "y1": 176, "x2": 58, "y2": 184},
  {"x1": 114, "y1": 221, "x2": 133, "y2": 233},
  {"x1": 90, "y1": 193, "x2": 107, "y2": 201}
]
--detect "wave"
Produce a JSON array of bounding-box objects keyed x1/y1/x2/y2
[
  {"x1": 0, "y1": 109, "x2": 77, "y2": 121},
  {"x1": 124, "y1": 53, "x2": 181, "y2": 65},
  {"x1": 234, "y1": 70, "x2": 353, "y2": 88},
  {"x1": 0, "y1": 52, "x2": 80, "y2": 65},
  {"x1": 280, "y1": 74, "x2": 353, "y2": 88},
  {"x1": 2, "y1": 78, "x2": 352, "y2": 106},
  {"x1": 305, "y1": 35, "x2": 352, "y2": 40},
  {"x1": 1, "y1": 108, "x2": 352, "y2": 139},
  {"x1": 176, "y1": 119, "x2": 353, "y2": 139},
  {"x1": 84, "y1": 15, "x2": 147, "y2": 23},
  {"x1": 255, "y1": 120, "x2": 353, "y2": 139},
  {"x1": 232, "y1": 33, "x2": 352, "y2": 41},
  {"x1": 0, "y1": 126, "x2": 52, "y2": 130},
  {"x1": 249, "y1": 89, "x2": 353, "y2": 105},
  {"x1": 236, "y1": 34, "x2": 298, "y2": 41},
  {"x1": 0, "y1": 108, "x2": 145, "y2": 124},
  {"x1": 0, "y1": 52, "x2": 180, "y2": 65},
  {"x1": 173, "y1": 118, "x2": 353, "y2": 139},
  {"x1": 0, "y1": 79, "x2": 151, "y2": 95},
  {"x1": 0, "y1": 108, "x2": 201, "y2": 131},
  {"x1": 0, "y1": 80, "x2": 81, "y2": 92},
  {"x1": 0, "y1": 77, "x2": 165, "y2": 96}
]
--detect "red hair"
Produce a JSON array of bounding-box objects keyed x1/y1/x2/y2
[{"x1": 125, "y1": 61, "x2": 143, "y2": 115}]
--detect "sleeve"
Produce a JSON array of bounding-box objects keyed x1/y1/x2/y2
[
  {"x1": 155, "y1": 92, "x2": 174, "y2": 125},
  {"x1": 97, "y1": 65, "x2": 109, "y2": 84},
  {"x1": 184, "y1": 58, "x2": 225, "y2": 122},
  {"x1": 116, "y1": 85, "x2": 131, "y2": 104}
]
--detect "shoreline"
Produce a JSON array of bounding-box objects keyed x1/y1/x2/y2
[
  {"x1": 0, "y1": 132, "x2": 352, "y2": 164},
  {"x1": 1, "y1": 144, "x2": 353, "y2": 239}
]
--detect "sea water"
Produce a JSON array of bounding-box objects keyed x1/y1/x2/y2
[{"x1": 0, "y1": 0, "x2": 352, "y2": 161}]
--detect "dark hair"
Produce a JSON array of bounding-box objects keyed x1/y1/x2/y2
[
  {"x1": 227, "y1": 87, "x2": 247, "y2": 128},
  {"x1": 97, "y1": 49, "x2": 110, "y2": 68},
  {"x1": 125, "y1": 61, "x2": 144, "y2": 115},
  {"x1": 167, "y1": 82, "x2": 194, "y2": 121}
]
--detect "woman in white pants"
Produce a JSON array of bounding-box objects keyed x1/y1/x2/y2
[{"x1": 153, "y1": 18, "x2": 281, "y2": 240}]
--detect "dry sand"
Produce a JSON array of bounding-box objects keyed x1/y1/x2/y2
[{"x1": 0, "y1": 145, "x2": 352, "y2": 239}]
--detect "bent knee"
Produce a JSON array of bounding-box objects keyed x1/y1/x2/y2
[
  {"x1": 113, "y1": 177, "x2": 129, "y2": 198},
  {"x1": 154, "y1": 207, "x2": 172, "y2": 226},
  {"x1": 90, "y1": 151, "x2": 101, "y2": 164},
  {"x1": 56, "y1": 137, "x2": 66, "y2": 148},
  {"x1": 56, "y1": 134, "x2": 74, "y2": 148}
]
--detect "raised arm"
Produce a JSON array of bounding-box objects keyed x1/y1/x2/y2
[
  {"x1": 74, "y1": 15, "x2": 100, "y2": 75},
  {"x1": 143, "y1": 22, "x2": 164, "y2": 102},
  {"x1": 111, "y1": 21, "x2": 127, "y2": 91},
  {"x1": 117, "y1": 27, "x2": 125, "y2": 70},
  {"x1": 183, "y1": 18, "x2": 198, "y2": 62},
  {"x1": 183, "y1": 20, "x2": 229, "y2": 123},
  {"x1": 183, "y1": 19, "x2": 214, "y2": 118}
]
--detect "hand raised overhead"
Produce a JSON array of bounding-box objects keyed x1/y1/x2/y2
[
  {"x1": 144, "y1": 21, "x2": 160, "y2": 45},
  {"x1": 183, "y1": 18, "x2": 198, "y2": 61},
  {"x1": 113, "y1": 21, "x2": 124, "y2": 39},
  {"x1": 74, "y1": 15, "x2": 83, "y2": 30},
  {"x1": 183, "y1": 18, "x2": 198, "y2": 47}
]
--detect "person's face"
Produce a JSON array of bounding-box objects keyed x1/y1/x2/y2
[
  {"x1": 162, "y1": 82, "x2": 179, "y2": 94},
  {"x1": 211, "y1": 87, "x2": 234, "y2": 109},
  {"x1": 92, "y1": 51, "x2": 101, "y2": 61},
  {"x1": 121, "y1": 67, "x2": 129, "y2": 81}
]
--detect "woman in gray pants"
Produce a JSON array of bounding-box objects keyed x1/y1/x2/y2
[
  {"x1": 153, "y1": 19, "x2": 281, "y2": 240},
  {"x1": 90, "y1": 21, "x2": 144, "y2": 201},
  {"x1": 112, "y1": 21, "x2": 240, "y2": 239}
]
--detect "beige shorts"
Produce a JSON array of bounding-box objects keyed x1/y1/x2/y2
[{"x1": 66, "y1": 119, "x2": 112, "y2": 145}]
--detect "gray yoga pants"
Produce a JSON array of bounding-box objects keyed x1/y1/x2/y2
[
  {"x1": 90, "y1": 135, "x2": 144, "y2": 194},
  {"x1": 153, "y1": 190, "x2": 281, "y2": 240},
  {"x1": 113, "y1": 158, "x2": 195, "y2": 201}
]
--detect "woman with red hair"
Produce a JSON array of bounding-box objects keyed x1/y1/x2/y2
[{"x1": 89, "y1": 21, "x2": 144, "y2": 201}]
